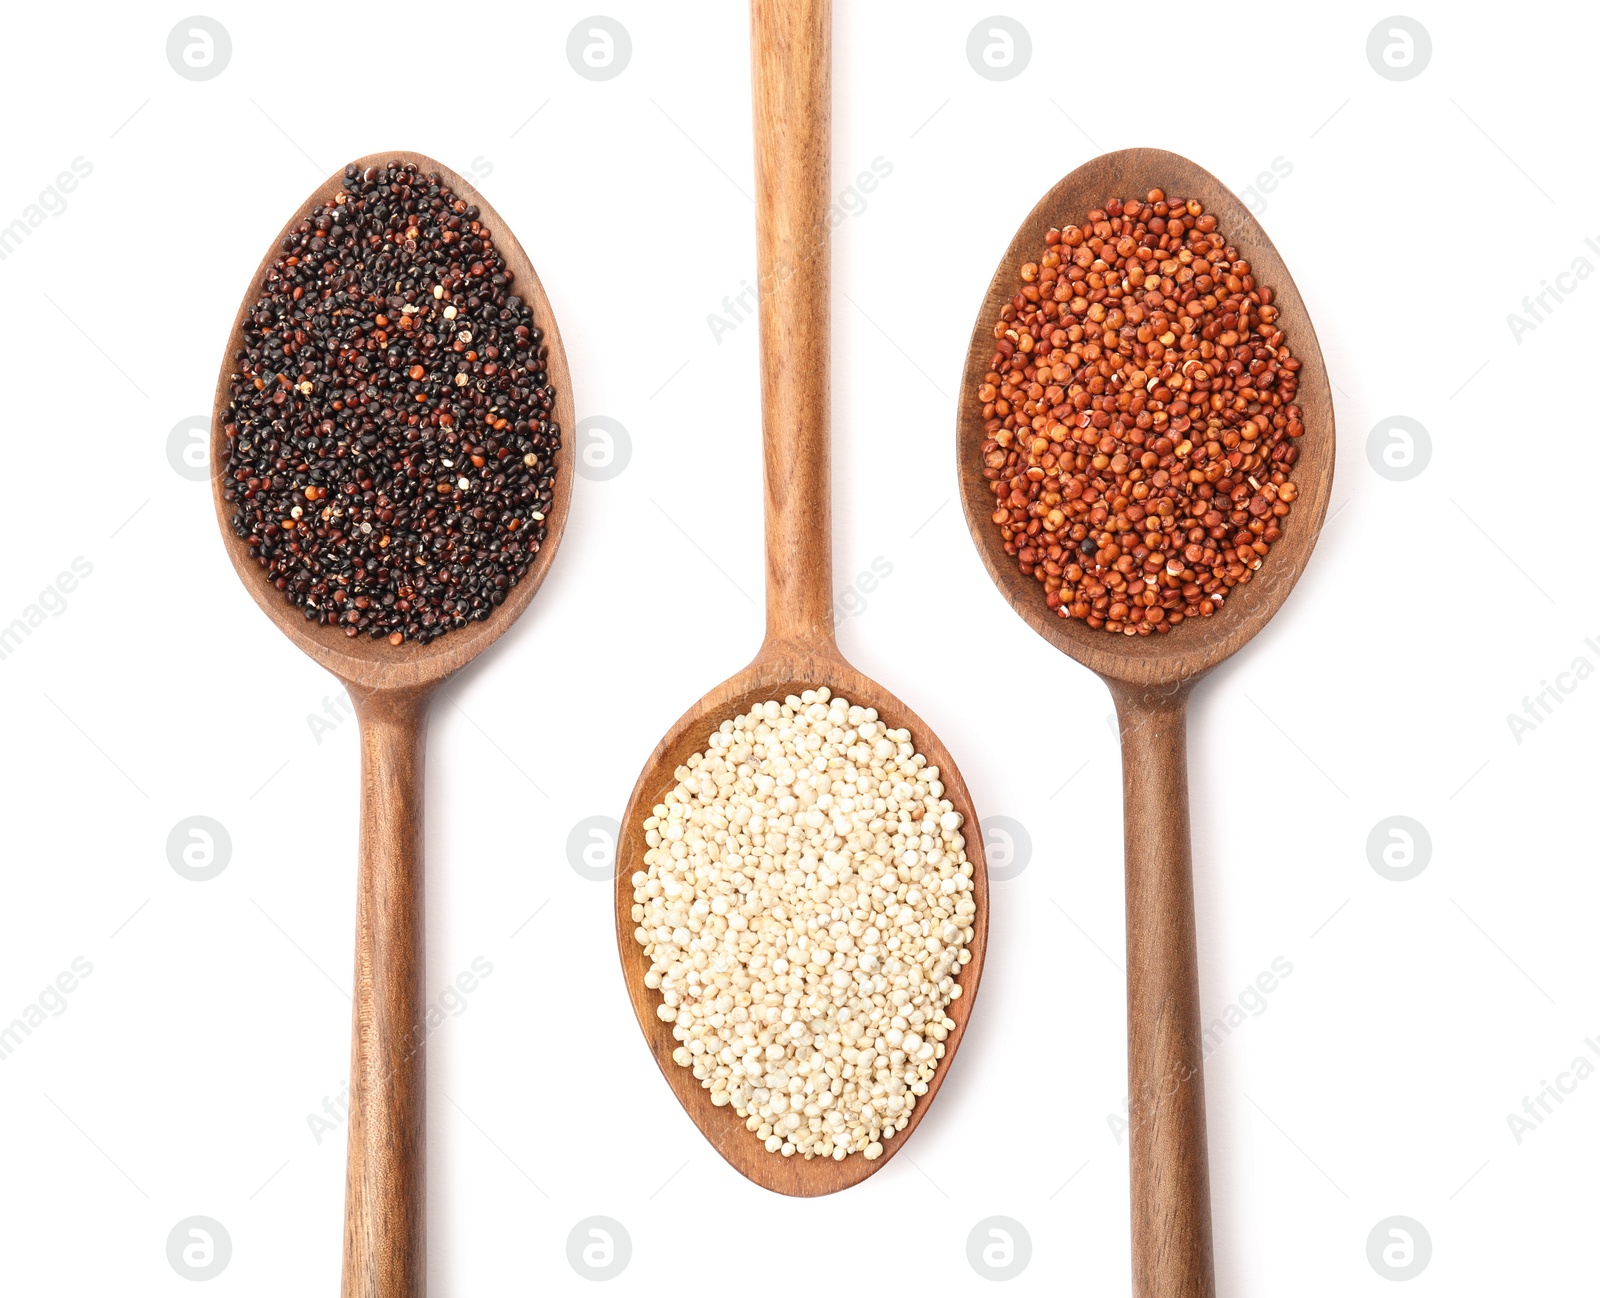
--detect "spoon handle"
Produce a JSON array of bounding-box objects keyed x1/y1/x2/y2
[
  {"x1": 751, "y1": 0, "x2": 834, "y2": 650},
  {"x1": 1110, "y1": 683, "x2": 1215, "y2": 1298},
  {"x1": 342, "y1": 688, "x2": 430, "y2": 1298}
]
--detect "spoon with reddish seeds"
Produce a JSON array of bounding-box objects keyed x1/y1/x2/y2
[
  {"x1": 958, "y1": 149, "x2": 1335, "y2": 1296},
  {"x1": 210, "y1": 151, "x2": 574, "y2": 1295}
]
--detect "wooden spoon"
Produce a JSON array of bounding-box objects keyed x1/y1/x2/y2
[
  {"x1": 209, "y1": 151, "x2": 574, "y2": 1297},
  {"x1": 613, "y1": 0, "x2": 988, "y2": 1198},
  {"x1": 957, "y1": 148, "x2": 1334, "y2": 1296}
]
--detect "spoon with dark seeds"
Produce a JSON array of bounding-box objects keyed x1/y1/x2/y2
[{"x1": 210, "y1": 151, "x2": 574, "y2": 1297}]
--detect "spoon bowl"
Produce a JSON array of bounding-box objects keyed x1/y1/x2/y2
[
  {"x1": 616, "y1": 648, "x2": 989, "y2": 1198},
  {"x1": 957, "y1": 147, "x2": 1334, "y2": 1297},
  {"x1": 958, "y1": 147, "x2": 1333, "y2": 692},
  {"x1": 211, "y1": 149, "x2": 575, "y2": 695},
  {"x1": 210, "y1": 150, "x2": 573, "y2": 1295},
  {"x1": 614, "y1": 0, "x2": 987, "y2": 1198}
]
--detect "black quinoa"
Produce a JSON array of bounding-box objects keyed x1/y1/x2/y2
[{"x1": 222, "y1": 160, "x2": 560, "y2": 644}]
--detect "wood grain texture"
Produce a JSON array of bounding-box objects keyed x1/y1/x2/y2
[
  {"x1": 612, "y1": 0, "x2": 988, "y2": 1198},
  {"x1": 1112, "y1": 681, "x2": 1212, "y2": 1298},
  {"x1": 754, "y1": 0, "x2": 833, "y2": 649},
  {"x1": 207, "y1": 151, "x2": 575, "y2": 1297},
  {"x1": 955, "y1": 149, "x2": 1336, "y2": 1296},
  {"x1": 344, "y1": 687, "x2": 430, "y2": 1298}
]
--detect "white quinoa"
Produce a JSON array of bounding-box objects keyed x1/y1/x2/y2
[{"x1": 631, "y1": 688, "x2": 977, "y2": 1161}]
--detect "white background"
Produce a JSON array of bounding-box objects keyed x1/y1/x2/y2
[{"x1": 1, "y1": 2, "x2": 1594, "y2": 1293}]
